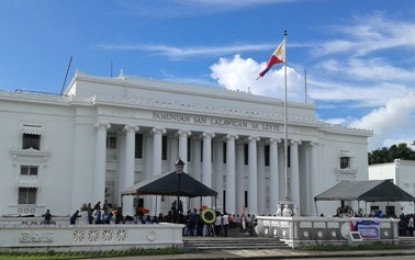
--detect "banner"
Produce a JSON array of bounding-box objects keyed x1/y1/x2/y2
[{"x1": 350, "y1": 218, "x2": 380, "y2": 240}]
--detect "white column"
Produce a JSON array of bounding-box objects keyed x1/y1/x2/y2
[
  {"x1": 225, "y1": 134, "x2": 238, "y2": 214},
  {"x1": 235, "y1": 141, "x2": 245, "y2": 215},
  {"x1": 116, "y1": 133, "x2": 126, "y2": 209},
  {"x1": 310, "y1": 142, "x2": 318, "y2": 216},
  {"x1": 202, "y1": 132, "x2": 215, "y2": 207},
  {"x1": 168, "y1": 134, "x2": 179, "y2": 170},
  {"x1": 269, "y1": 138, "x2": 280, "y2": 215},
  {"x1": 94, "y1": 123, "x2": 110, "y2": 206},
  {"x1": 122, "y1": 125, "x2": 139, "y2": 216},
  {"x1": 290, "y1": 140, "x2": 301, "y2": 214},
  {"x1": 143, "y1": 134, "x2": 153, "y2": 211},
  {"x1": 178, "y1": 130, "x2": 191, "y2": 213},
  {"x1": 214, "y1": 139, "x2": 224, "y2": 211},
  {"x1": 178, "y1": 130, "x2": 191, "y2": 172},
  {"x1": 151, "y1": 128, "x2": 166, "y2": 216},
  {"x1": 257, "y1": 140, "x2": 266, "y2": 215},
  {"x1": 192, "y1": 137, "x2": 202, "y2": 181},
  {"x1": 248, "y1": 136, "x2": 259, "y2": 215}
]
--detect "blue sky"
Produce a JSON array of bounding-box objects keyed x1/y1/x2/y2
[{"x1": 1, "y1": 0, "x2": 415, "y2": 151}]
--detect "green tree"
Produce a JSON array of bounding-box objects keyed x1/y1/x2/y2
[{"x1": 368, "y1": 143, "x2": 415, "y2": 165}]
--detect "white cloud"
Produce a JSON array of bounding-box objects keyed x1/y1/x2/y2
[
  {"x1": 349, "y1": 92, "x2": 415, "y2": 150},
  {"x1": 307, "y1": 14, "x2": 415, "y2": 151},
  {"x1": 316, "y1": 14, "x2": 415, "y2": 57},
  {"x1": 97, "y1": 43, "x2": 275, "y2": 59},
  {"x1": 308, "y1": 79, "x2": 410, "y2": 107},
  {"x1": 318, "y1": 58, "x2": 415, "y2": 82},
  {"x1": 118, "y1": 0, "x2": 297, "y2": 17},
  {"x1": 323, "y1": 118, "x2": 347, "y2": 125},
  {"x1": 210, "y1": 55, "x2": 306, "y2": 102}
]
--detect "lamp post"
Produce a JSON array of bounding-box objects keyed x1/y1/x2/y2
[{"x1": 175, "y1": 158, "x2": 185, "y2": 223}]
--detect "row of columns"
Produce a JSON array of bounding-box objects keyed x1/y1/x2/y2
[{"x1": 94, "y1": 123, "x2": 318, "y2": 216}]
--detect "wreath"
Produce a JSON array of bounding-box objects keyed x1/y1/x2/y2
[{"x1": 201, "y1": 208, "x2": 216, "y2": 224}]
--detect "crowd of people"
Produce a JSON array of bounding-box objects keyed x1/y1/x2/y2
[
  {"x1": 399, "y1": 214, "x2": 415, "y2": 237},
  {"x1": 60, "y1": 202, "x2": 258, "y2": 237},
  {"x1": 175, "y1": 208, "x2": 258, "y2": 237},
  {"x1": 42, "y1": 204, "x2": 415, "y2": 239}
]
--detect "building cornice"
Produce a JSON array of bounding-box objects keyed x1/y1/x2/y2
[
  {"x1": 91, "y1": 95, "x2": 324, "y2": 128},
  {"x1": 321, "y1": 123, "x2": 373, "y2": 137},
  {"x1": 69, "y1": 70, "x2": 315, "y2": 111}
]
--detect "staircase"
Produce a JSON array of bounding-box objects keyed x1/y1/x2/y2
[
  {"x1": 400, "y1": 237, "x2": 415, "y2": 248},
  {"x1": 183, "y1": 237, "x2": 290, "y2": 251}
]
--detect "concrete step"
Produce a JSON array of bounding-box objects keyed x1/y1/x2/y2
[
  {"x1": 183, "y1": 237, "x2": 290, "y2": 251},
  {"x1": 400, "y1": 237, "x2": 415, "y2": 247}
]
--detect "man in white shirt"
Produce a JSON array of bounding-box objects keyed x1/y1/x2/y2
[
  {"x1": 222, "y1": 213, "x2": 229, "y2": 237},
  {"x1": 214, "y1": 212, "x2": 222, "y2": 236},
  {"x1": 408, "y1": 215, "x2": 414, "y2": 236}
]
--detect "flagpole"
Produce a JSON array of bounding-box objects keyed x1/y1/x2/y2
[{"x1": 283, "y1": 30, "x2": 289, "y2": 202}]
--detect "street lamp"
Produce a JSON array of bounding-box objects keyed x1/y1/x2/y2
[{"x1": 175, "y1": 158, "x2": 185, "y2": 223}]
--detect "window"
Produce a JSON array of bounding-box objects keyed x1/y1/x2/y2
[
  {"x1": 187, "y1": 137, "x2": 191, "y2": 162},
  {"x1": 223, "y1": 142, "x2": 227, "y2": 164},
  {"x1": 18, "y1": 187, "x2": 37, "y2": 204},
  {"x1": 244, "y1": 144, "x2": 248, "y2": 165},
  {"x1": 135, "y1": 134, "x2": 143, "y2": 159},
  {"x1": 265, "y1": 145, "x2": 270, "y2": 166},
  {"x1": 340, "y1": 156, "x2": 350, "y2": 169},
  {"x1": 385, "y1": 206, "x2": 395, "y2": 217},
  {"x1": 162, "y1": 135, "x2": 168, "y2": 160},
  {"x1": 22, "y1": 134, "x2": 40, "y2": 150},
  {"x1": 21, "y1": 166, "x2": 38, "y2": 176},
  {"x1": 106, "y1": 135, "x2": 116, "y2": 149},
  {"x1": 244, "y1": 191, "x2": 248, "y2": 208}
]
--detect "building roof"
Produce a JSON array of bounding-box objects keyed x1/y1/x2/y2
[
  {"x1": 122, "y1": 170, "x2": 217, "y2": 198},
  {"x1": 314, "y1": 179, "x2": 415, "y2": 202}
]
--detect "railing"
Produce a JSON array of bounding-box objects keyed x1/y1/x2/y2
[
  {"x1": 256, "y1": 215, "x2": 399, "y2": 249},
  {"x1": 0, "y1": 216, "x2": 183, "y2": 252}
]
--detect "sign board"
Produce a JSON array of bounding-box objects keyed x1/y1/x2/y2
[{"x1": 349, "y1": 231, "x2": 362, "y2": 241}]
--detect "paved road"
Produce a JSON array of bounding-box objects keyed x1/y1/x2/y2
[
  {"x1": 299, "y1": 257, "x2": 415, "y2": 260},
  {"x1": 87, "y1": 248, "x2": 415, "y2": 260}
]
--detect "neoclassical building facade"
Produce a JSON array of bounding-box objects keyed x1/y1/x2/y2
[{"x1": 0, "y1": 70, "x2": 372, "y2": 217}]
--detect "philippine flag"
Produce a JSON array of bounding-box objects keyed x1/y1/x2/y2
[{"x1": 257, "y1": 39, "x2": 285, "y2": 79}]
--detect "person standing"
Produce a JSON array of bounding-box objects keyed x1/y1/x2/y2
[
  {"x1": 222, "y1": 213, "x2": 229, "y2": 237},
  {"x1": 87, "y1": 208, "x2": 94, "y2": 224},
  {"x1": 44, "y1": 209, "x2": 52, "y2": 225},
  {"x1": 188, "y1": 208, "x2": 198, "y2": 236},
  {"x1": 214, "y1": 212, "x2": 223, "y2": 236},
  {"x1": 70, "y1": 210, "x2": 80, "y2": 225},
  {"x1": 408, "y1": 214, "x2": 414, "y2": 236},
  {"x1": 96, "y1": 209, "x2": 103, "y2": 224},
  {"x1": 114, "y1": 207, "x2": 125, "y2": 224},
  {"x1": 197, "y1": 208, "x2": 204, "y2": 236}
]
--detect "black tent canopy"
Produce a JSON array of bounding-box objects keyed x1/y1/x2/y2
[
  {"x1": 314, "y1": 179, "x2": 415, "y2": 202},
  {"x1": 121, "y1": 170, "x2": 217, "y2": 197}
]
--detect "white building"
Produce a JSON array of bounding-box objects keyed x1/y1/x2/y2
[
  {"x1": 0, "y1": 70, "x2": 372, "y2": 217},
  {"x1": 369, "y1": 159, "x2": 415, "y2": 216}
]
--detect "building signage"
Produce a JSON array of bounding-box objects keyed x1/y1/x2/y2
[{"x1": 152, "y1": 112, "x2": 280, "y2": 131}]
